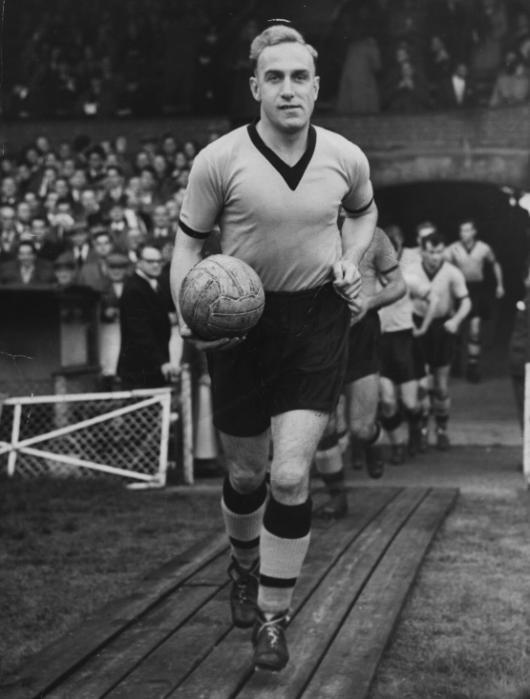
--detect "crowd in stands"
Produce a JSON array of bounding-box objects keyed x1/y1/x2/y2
[
  {"x1": 2, "y1": 0, "x2": 530, "y2": 120},
  {"x1": 335, "y1": 0, "x2": 530, "y2": 113},
  {"x1": 0, "y1": 130, "x2": 219, "y2": 314}
]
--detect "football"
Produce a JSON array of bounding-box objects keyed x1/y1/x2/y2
[{"x1": 179, "y1": 254, "x2": 265, "y2": 340}]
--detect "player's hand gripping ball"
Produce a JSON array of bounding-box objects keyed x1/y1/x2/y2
[{"x1": 179, "y1": 254, "x2": 265, "y2": 340}]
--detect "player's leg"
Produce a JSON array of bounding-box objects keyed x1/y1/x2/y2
[
  {"x1": 432, "y1": 365, "x2": 451, "y2": 449},
  {"x1": 253, "y1": 408, "x2": 330, "y2": 670},
  {"x1": 220, "y1": 430, "x2": 270, "y2": 627},
  {"x1": 379, "y1": 376, "x2": 406, "y2": 464},
  {"x1": 347, "y1": 372, "x2": 384, "y2": 478},
  {"x1": 467, "y1": 314, "x2": 481, "y2": 383},
  {"x1": 314, "y1": 409, "x2": 348, "y2": 518},
  {"x1": 400, "y1": 379, "x2": 423, "y2": 455}
]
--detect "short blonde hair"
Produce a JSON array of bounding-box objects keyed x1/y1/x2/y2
[{"x1": 249, "y1": 25, "x2": 318, "y2": 73}]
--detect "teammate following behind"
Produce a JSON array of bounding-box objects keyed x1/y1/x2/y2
[{"x1": 170, "y1": 21, "x2": 378, "y2": 672}]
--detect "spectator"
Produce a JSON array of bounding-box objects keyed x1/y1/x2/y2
[
  {"x1": 437, "y1": 60, "x2": 476, "y2": 108},
  {"x1": 0, "y1": 240, "x2": 55, "y2": 285},
  {"x1": 29, "y1": 216, "x2": 66, "y2": 260},
  {"x1": 0, "y1": 207, "x2": 18, "y2": 261},
  {"x1": 100, "y1": 165, "x2": 128, "y2": 212},
  {"x1": 65, "y1": 221, "x2": 92, "y2": 272},
  {"x1": 99, "y1": 251, "x2": 130, "y2": 389},
  {"x1": 78, "y1": 229, "x2": 114, "y2": 291},
  {"x1": 425, "y1": 35, "x2": 453, "y2": 94},
  {"x1": 117, "y1": 243, "x2": 178, "y2": 389},
  {"x1": 53, "y1": 253, "x2": 77, "y2": 289},
  {"x1": 384, "y1": 59, "x2": 432, "y2": 111},
  {"x1": 148, "y1": 204, "x2": 174, "y2": 244},
  {"x1": 336, "y1": 26, "x2": 382, "y2": 114},
  {"x1": 489, "y1": 51, "x2": 530, "y2": 106},
  {"x1": 430, "y1": 0, "x2": 475, "y2": 63},
  {"x1": 1, "y1": 177, "x2": 19, "y2": 207}
]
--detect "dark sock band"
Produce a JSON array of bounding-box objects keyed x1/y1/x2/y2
[
  {"x1": 380, "y1": 412, "x2": 403, "y2": 432},
  {"x1": 318, "y1": 430, "x2": 339, "y2": 451},
  {"x1": 263, "y1": 495, "x2": 312, "y2": 539}
]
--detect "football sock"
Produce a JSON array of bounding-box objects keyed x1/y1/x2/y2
[
  {"x1": 258, "y1": 495, "x2": 312, "y2": 615},
  {"x1": 221, "y1": 476, "x2": 267, "y2": 569}
]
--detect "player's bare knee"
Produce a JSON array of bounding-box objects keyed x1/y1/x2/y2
[
  {"x1": 270, "y1": 464, "x2": 308, "y2": 503},
  {"x1": 227, "y1": 460, "x2": 267, "y2": 492}
]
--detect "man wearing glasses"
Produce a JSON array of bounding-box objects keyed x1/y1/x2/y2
[{"x1": 117, "y1": 243, "x2": 179, "y2": 389}]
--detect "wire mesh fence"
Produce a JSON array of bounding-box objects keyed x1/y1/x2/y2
[{"x1": 0, "y1": 371, "x2": 197, "y2": 483}]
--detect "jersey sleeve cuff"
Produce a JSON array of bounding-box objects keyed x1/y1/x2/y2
[
  {"x1": 178, "y1": 218, "x2": 211, "y2": 240},
  {"x1": 342, "y1": 197, "x2": 375, "y2": 217}
]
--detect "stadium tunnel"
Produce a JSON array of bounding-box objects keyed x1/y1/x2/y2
[{"x1": 375, "y1": 180, "x2": 530, "y2": 343}]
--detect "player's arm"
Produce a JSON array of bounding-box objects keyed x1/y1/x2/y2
[
  {"x1": 169, "y1": 151, "x2": 243, "y2": 351},
  {"x1": 170, "y1": 230, "x2": 243, "y2": 352},
  {"x1": 413, "y1": 289, "x2": 439, "y2": 336},
  {"x1": 350, "y1": 264, "x2": 405, "y2": 326},
  {"x1": 334, "y1": 146, "x2": 377, "y2": 302},
  {"x1": 486, "y1": 246, "x2": 505, "y2": 298},
  {"x1": 444, "y1": 271, "x2": 471, "y2": 334}
]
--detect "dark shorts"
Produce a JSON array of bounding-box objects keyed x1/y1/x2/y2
[
  {"x1": 467, "y1": 281, "x2": 491, "y2": 321},
  {"x1": 344, "y1": 310, "x2": 381, "y2": 384},
  {"x1": 413, "y1": 315, "x2": 456, "y2": 370},
  {"x1": 207, "y1": 284, "x2": 350, "y2": 437},
  {"x1": 380, "y1": 329, "x2": 426, "y2": 383}
]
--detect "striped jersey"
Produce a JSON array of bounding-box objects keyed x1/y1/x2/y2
[{"x1": 179, "y1": 123, "x2": 374, "y2": 292}]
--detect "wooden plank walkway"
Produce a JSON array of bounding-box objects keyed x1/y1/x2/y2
[{"x1": 1, "y1": 486, "x2": 458, "y2": 699}]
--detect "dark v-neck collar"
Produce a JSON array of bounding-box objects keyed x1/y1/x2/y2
[
  {"x1": 422, "y1": 261, "x2": 444, "y2": 281},
  {"x1": 460, "y1": 240, "x2": 476, "y2": 254},
  {"x1": 247, "y1": 121, "x2": 316, "y2": 191}
]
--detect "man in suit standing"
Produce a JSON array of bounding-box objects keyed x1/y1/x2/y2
[
  {"x1": 117, "y1": 243, "x2": 179, "y2": 389},
  {"x1": 437, "y1": 61, "x2": 476, "y2": 108}
]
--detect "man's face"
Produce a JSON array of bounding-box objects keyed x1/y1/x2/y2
[
  {"x1": 88, "y1": 152, "x2": 104, "y2": 171},
  {"x1": 153, "y1": 206, "x2": 169, "y2": 228},
  {"x1": 31, "y1": 219, "x2": 48, "y2": 240},
  {"x1": 250, "y1": 42, "x2": 319, "y2": 134},
  {"x1": 138, "y1": 247, "x2": 163, "y2": 279},
  {"x1": 55, "y1": 267, "x2": 75, "y2": 286},
  {"x1": 17, "y1": 202, "x2": 32, "y2": 222},
  {"x1": 459, "y1": 222, "x2": 476, "y2": 245},
  {"x1": 107, "y1": 264, "x2": 127, "y2": 282},
  {"x1": 106, "y1": 168, "x2": 123, "y2": 189},
  {"x1": 71, "y1": 230, "x2": 89, "y2": 247},
  {"x1": 1, "y1": 207, "x2": 16, "y2": 231},
  {"x1": 2, "y1": 177, "x2": 17, "y2": 198},
  {"x1": 18, "y1": 244, "x2": 36, "y2": 266},
  {"x1": 80, "y1": 190, "x2": 98, "y2": 210},
  {"x1": 110, "y1": 205, "x2": 124, "y2": 222},
  {"x1": 55, "y1": 179, "x2": 70, "y2": 198},
  {"x1": 70, "y1": 170, "x2": 87, "y2": 190},
  {"x1": 93, "y1": 234, "x2": 113, "y2": 258},
  {"x1": 422, "y1": 242, "x2": 445, "y2": 271}
]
